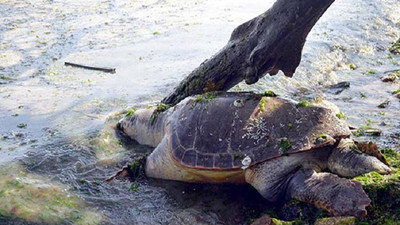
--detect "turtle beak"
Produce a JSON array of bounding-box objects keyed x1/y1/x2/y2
[
  {"x1": 117, "y1": 118, "x2": 124, "y2": 131},
  {"x1": 117, "y1": 117, "x2": 131, "y2": 134}
]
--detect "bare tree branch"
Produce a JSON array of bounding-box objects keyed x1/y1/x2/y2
[{"x1": 162, "y1": 0, "x2": 335, "y2": 105}]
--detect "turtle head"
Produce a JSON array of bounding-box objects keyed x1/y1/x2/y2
[
  {"x1": 117, "y1": 108, "x2": 166, "y2": 147},
  {"x1": 328, "y1": 139, "x2": 392, "y2": 178},
  {"x1": 117, "y1": 114, "x2": 138, "y2": 138}
]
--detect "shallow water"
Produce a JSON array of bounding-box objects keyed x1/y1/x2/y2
[{"x1": 0, "y1": 0, "x2": 399, "y2": 224}]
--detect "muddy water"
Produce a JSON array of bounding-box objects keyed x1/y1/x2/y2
[{"x1": 0, "y1": 0, "x2": 399, "y2": 224}]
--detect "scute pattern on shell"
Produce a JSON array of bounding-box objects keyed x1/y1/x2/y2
[{"x1": 166, "y1": 92, "x2": 351, "y2": 170}]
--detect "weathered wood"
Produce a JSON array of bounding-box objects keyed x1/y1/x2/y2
[{"x1": 162, "y1": 0, "x2": 335, "y2": 105}]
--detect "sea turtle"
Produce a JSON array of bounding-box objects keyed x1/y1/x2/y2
[{"x1": 117, "y1": 92, "x2": 391, "y2": 218}]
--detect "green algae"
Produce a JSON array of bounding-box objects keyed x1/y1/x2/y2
[
  {"x1": 154, "y1": 103, "x2": 170, "y2": 113},
  {"x1": 315, "y1": 217, "x2": 356, "y2": 225},
  {"x1": 89, "y1": 128, "x2": 124, "y2": 160},
  {"x1": 259, "y1": 98, "x2": 268, "y2": 112},
  {"x1": 150, "y1": 103, "x2": 171, "y2": 125},
  {"x1": 353, "y1": 125, "x2": 381, "y2": 137},
  {"x1": 316, "y1": 133, "x2": 329, "y2": 143},
  {"x1": 367, "y1": 70, "x2": 375, "y2": 75},
  {"x1": 125, "y1": 108, "x2": 136, "y2": 117},
  {"x1": 353, "y1": 128, "x2": 365, "y2": 137},
  {"x1": 204, "y1": 92, "x2": 216, "y2": 101},
  {"x1": 279, "y1": 138, "x2": 292, "y2": 155},
  {"x1": 127, "y1": 155, "x2": 147, "y2": 182},
  {"x1": 353, "y1": 149, "x2": 400, "y2": 225},
  {"x1": 296, "y1": 100, "x2": 310, "y2": 108},
  {"x1": 389, "y1": 38, "x2": 400, "y2": 55},
  {"x1": 17, "y1": 123, "x2": 27, "y2": 128},
  {"x1": 263, "y1": 90, "x2": 277, "y2": 97},
  {"x1": 378, "y1": 100, "x2": 390, "y2": 108},
  {"x1": 336, "y1": 112, "x2": 347, "y2": 120},
  {"x1": 0, "y1": 75, "x2": 16, "y2": 81},
  {"x1": 392, "y1": 88, "x2": 400, "y2": 95},
  {"x1": 129, "y1": 184, "x2": 139, "y2": 192},
  {"x1": 354, "y1": 149, "x2": 399, "y2": 184},
  {"x1": 348, "y1": 63, "x2": 358, "y2": 70},
  {"x1": 194, "y1": 92, "x2": 216, "y2": 104},
  {"x1": 88, "y1": 113, "x2": 127, "y2": 161},
  {"x1": 0, "y1": 164, "x2": 101, "y2": 224},
  {"x1": 272, "y1": 218, "x2": 304, "y2": 225}
]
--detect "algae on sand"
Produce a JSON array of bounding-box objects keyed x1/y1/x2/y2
[
  {"x1": 0, "y1": 164, "x2": 102, "y2": 224},
  {"x1": 354, "y1": 148, "x2": 400, "y2": 225},
  {"x1": 389, "y1": 38, "x2": 400, "y2": 55}
]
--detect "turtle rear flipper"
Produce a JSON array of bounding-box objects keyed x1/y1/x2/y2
[
  {"x1": 288, "y1": 169, "x2": 370, "y2": 218},
  {"x1": 105, "y1": 165, "x2": 131, "y2": 182},
  {"x1": 105, "y1": 155, "x2": 147, "y2": 182}
]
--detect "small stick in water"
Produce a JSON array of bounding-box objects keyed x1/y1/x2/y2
[{"x1": 65, "y1": 62, "x2": 116, "y2": 73}]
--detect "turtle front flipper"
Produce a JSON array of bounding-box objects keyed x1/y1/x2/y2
[
  {"x1": 328, "y1": 139, "x2": 392, "y2": 178},
  {"x1": 145, "y1": 136, "x2": 201, "y2": 182},
  {"x1": 287, "y1": 169, "x2": 370, "y2": 218}
]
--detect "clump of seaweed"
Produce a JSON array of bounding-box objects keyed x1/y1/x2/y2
[
  {"x1": 259, "y1": 98, "x2": 268, "y2": 112},
  {"x1": 389, "y1": 38, "x2": 400, "y2": 55},
  {"x1": 354, "y1": 148, "x2": 400, "y2": 224},
  {"x1": 0, "y1": 164, "x2": 101, "y2": 224},
  {"x1": 296, "y1": 100, "x2": 310, "y2": 108},
  {"x1": 125, "y1": 108, "x2": 136, "y2": 117},
  {"x1": 150, "y1": 103, "x2": 171, "y2": 125},
  {"x1": 194, "y1": 92, "x2": 216, "y2": 104},
  {"x1": 278, "y1": 138, "x2": 292, "y2": 155},
  {"x1": 263, "y1": 90, "x2": 277, "y2": 97},
  {"x1": 336, "y1": 112, "x2": 347, "y2": 120},
  {"x1": 392, "y1": 88, "x2": 400, "y2": 95}
]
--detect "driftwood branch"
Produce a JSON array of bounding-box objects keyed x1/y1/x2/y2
[
  {"x1": 162, "y1": 0, "x2": 335, "y2": 105},
  {"x1": 65, "y1": 62, "x2": 116, "y2": 73}
]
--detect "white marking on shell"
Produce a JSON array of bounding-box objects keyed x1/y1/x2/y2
[
  {"x1": 242, "y1": 117, "x2": 269, "y2": 144},
  {"x1": 241, "y1": 156, "x2": 252, "y2": 170},
  {"x1": 234, "y1": 99, "x2": 244, "y2": 108}
]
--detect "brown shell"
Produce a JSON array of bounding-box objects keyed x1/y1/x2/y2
[{"x1": 166, "y1": 92, "x2": 351, "y2": 170}]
